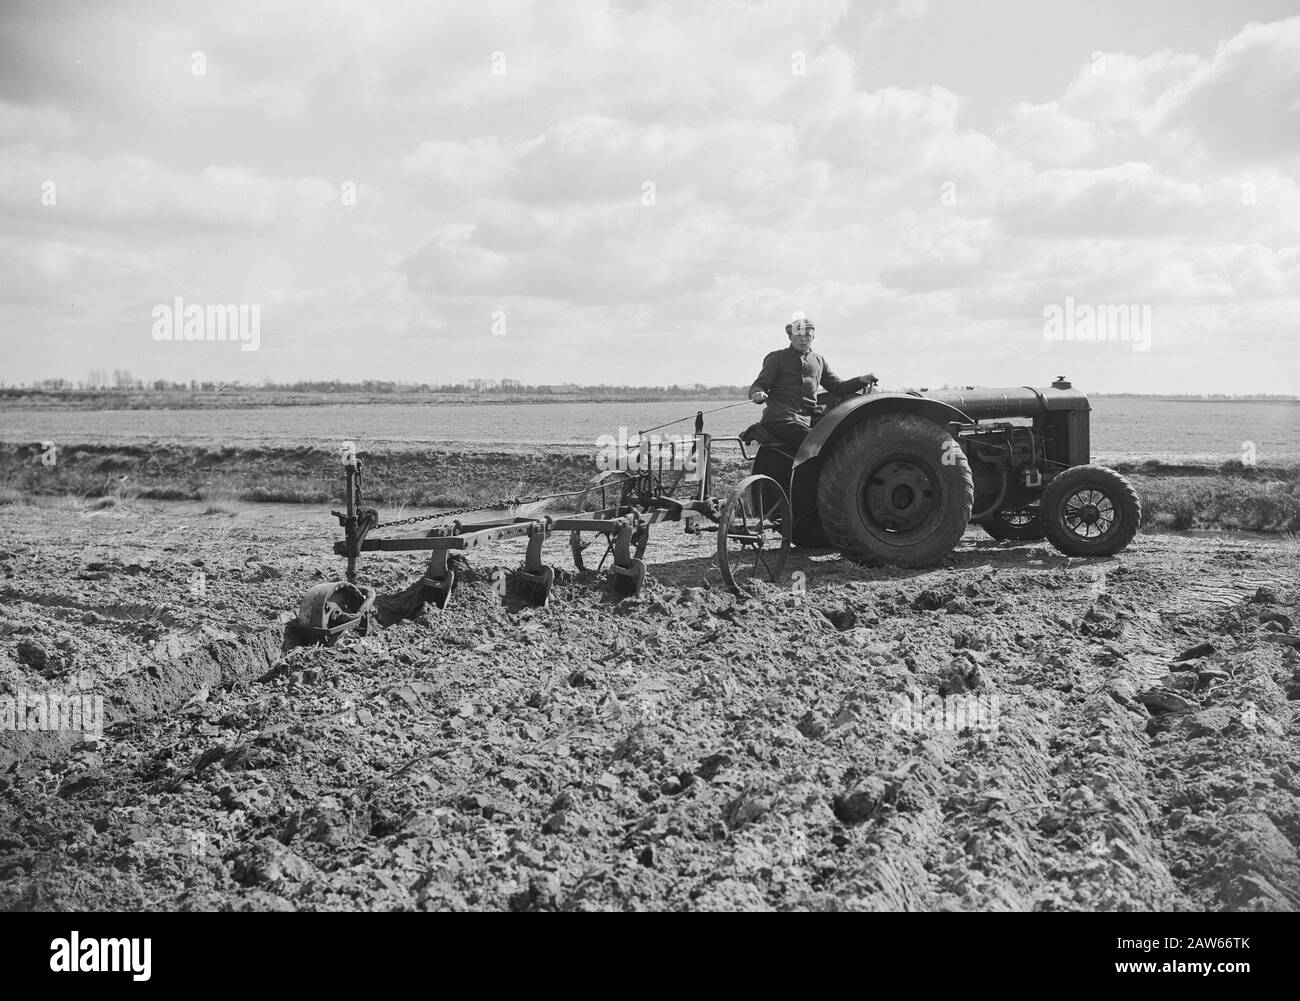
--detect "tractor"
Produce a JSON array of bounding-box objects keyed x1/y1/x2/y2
[{"x1": 740, "y1": 375, "x2": 1140, "y2": 566}]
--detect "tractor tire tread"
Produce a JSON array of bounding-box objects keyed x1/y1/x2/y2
[{"x1": 817, "y1": 413, "x2": 973, "y2": 567}]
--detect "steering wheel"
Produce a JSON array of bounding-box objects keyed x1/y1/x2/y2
[
  {"x1": 839, "y1": 378, "x2": 880, "y2": 401},
  {"x1": 816, "y1": 380, "x2": 878, "y2": 417}
]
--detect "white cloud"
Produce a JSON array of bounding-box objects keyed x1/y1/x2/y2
[
  {"x1": 996, "y1": 101, "x2": 1096, "y2": 165},
  {"x1": 1, "y1": 3, "x2": 1297, "y2": 392},
  {"x1": 1158, "y1": 16, "x2": 1300, "y2": 164},
  {"x1": 0, "y1": 146, "x2": 363, "y2": 229},
  {"x1": 0, "y1": 101, "x2": 77, "y2": 143}
]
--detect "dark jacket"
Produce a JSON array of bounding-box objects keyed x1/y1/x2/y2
[{"x1": 750, "y1": 346, "x2": 867, "y2": 426}]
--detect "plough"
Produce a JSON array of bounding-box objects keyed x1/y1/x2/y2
[{"x1": 328, "y1": 411, "x2": 792, "y2": 611}]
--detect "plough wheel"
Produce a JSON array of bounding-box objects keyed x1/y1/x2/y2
[
  {"x1": 570, "y1": 470, "x2": 642, "y2": 571},
  {"x1": 572, "y1": 523, "x2": 648, "y2": 572},
  {"x1": 718, "y1": 474, "x2": 791, "y2": 595}
]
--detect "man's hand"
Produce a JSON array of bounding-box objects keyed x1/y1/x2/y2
[{"x1": 751, "y1": 390, "x2": 768, "y2": 404}]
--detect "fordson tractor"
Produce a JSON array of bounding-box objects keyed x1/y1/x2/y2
[{"x1": 743, "y1": 375, "x2": 1141, "y2": 567}]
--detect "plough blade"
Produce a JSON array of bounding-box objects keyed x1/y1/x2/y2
[
  {"x1": 420, "y1": 569, "x2": 457, "y2": 609},
  {"x1": 610, "y1": 557, "x2": 646, "y2": 599},
  {"x1": 513, "y1": 565, "x2": 555, "y2": 607}
]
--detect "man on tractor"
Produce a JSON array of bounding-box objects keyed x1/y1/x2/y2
[{"x1": 749, "y1": 316, "x2": 877, "y2": 453}]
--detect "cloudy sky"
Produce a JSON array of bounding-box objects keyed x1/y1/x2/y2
[{"x1": 2, "y1": 0, "x2": 1297, "y2": 393}]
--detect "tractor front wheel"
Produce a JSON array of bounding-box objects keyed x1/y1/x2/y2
[
  {"x1": 817, "y1": 414, "x2": 973, "y2": 567},
  {"x1": 1040, "y1": 464, "x2": 1141, "y2": 557}
]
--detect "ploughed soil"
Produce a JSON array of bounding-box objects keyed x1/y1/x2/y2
[{"x1": 1, "y1": 498, "x2": 1299, "y2": 912}]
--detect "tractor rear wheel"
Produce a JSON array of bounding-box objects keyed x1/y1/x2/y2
[
  {"x1": 978, "y1": 505, "x2": 1045, "y2": 542},
  {"x1": 1040, "y1": 464, "x2": 1140, "y2": 557},
  {"x1": 817, "y1": 414, "x2": 973, "y2": 567}
]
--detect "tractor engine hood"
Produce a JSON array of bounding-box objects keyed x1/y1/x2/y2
[
  {"x1": 796, "y1": 381, "x2": 1089, "y2": 469},
  {"x1": 920, "y1": 384, "x2": 1090, "y2": 421}
]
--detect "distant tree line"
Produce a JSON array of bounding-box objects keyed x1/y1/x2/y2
[
  {"x1": 5, "y1": 376, "x2": 752, "y2": 397},
  {"x1": 3, "y1": 376, "x2": 1292, "y2": 401}
]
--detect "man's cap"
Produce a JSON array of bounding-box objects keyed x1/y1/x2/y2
[{"x1": 785, "y1": 317, "x2": 815, "y2": 336}]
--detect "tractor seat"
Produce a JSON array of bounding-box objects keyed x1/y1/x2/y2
[
  {"x1": 740, "y1": 422, "x2": 780, "y2": 446},
  {"x1": 740, "y1": 423, "x2": 797, "y2": 459}
]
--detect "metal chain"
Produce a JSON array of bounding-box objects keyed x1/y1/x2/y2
[
  {"x1": 349, "y1": 461, "x2": 486, "y2": 529},
  {"x1": 376, "y1": 503, "x2": 507, "y2": 529}
]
